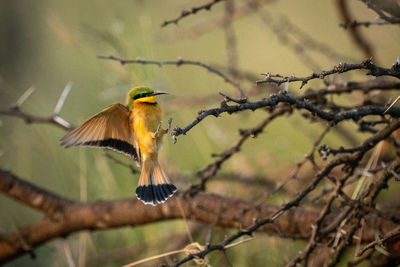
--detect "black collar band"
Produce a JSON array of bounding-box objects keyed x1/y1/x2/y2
[
  {"x1": 133, "y1": 92, "x2": 153, "y2": 100},
  {"x1": 141, "y1": 101, "x2": 157, "y2": 105}
]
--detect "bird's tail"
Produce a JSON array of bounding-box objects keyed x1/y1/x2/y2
[{"x1": 136, "y1": 157, "x2": 176, "y2": 205}]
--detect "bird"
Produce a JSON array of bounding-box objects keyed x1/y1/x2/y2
[{"x1": 60, "y1": 86, "x2": 176, "y2": 205}]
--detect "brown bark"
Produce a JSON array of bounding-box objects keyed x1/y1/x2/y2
[{"x1": 0, "y1": 169, "x2": 397, "y2": 264}]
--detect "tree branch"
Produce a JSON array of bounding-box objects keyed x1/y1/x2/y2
[
  {"x1": 0, "y1": 84, "x2": 73, "y2": 131},
  {"x1": 191, "y1": 105, "x2": 290, "y2": 192},
  {"x1": 169, "y1": 119, "x2": 400, "y2": 266},
  {"x1": 0, "y1": 169, "x2": 397, "y2": 264},
  {"x1": 97, "y1": 55, "x2": 244, "y2": 96},
  {"x1": 256, "y1": 59, "x2": 400, "y2": 88},
  {"x1": 172, "y1": 91, "x2": 400, "y2": 141}
]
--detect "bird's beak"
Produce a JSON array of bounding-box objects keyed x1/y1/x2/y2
[{"x1": 152, "y1": 90, "x2": 168, "y2": 96}]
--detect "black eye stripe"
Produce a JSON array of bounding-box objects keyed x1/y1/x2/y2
[{"x1": 133, "y1": 92, "x2": 152, "y2": 100}]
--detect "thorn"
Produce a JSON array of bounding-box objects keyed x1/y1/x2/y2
[
  {"x1": 383, "y1": 95, "x2": 400, "y2": 114},
  {"x1": 284, "y1": 81, "x2": 289, "y2": 93},
  {"x1": 53, "y1": 116, "x2": 72, "y2": 130},
  {"x1": 391, "y1": 170, "x2": 400, "y2": 181},
  {"x1": 172, "y1": 134, "x2": 177, "y2": 144},
  {"x1": 54, "y1": 82, "x2": 72, "y2": 115},
  {"x1": 14, "y1": 86, "x2": 36, "y2": 108}
]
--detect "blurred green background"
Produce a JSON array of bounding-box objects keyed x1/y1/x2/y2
[{"x1": 1, "y1": 0, "x2": 399, "y2": 266}]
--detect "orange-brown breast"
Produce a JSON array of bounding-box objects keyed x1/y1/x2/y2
[{"x1": 130, "y1": 102, "x2": 163, "y2": 159}]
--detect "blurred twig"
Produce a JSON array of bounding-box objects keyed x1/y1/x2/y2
[
  {"x1": 104, "y1": 153, "x2": 139, "y2": 174},
  {"x1": 256, "y1": 11, "x2": 322, "y2": 71},
  {"x1": 223, "y1": 0, "x2": 239, "y2": 78},
  {"x1": 340, "y1": 18, "x2": 392, "y2": 28},
  {"x1": 359, "y1": 0, "x2": 400, "y2": 24},
  {"x1": 337, "y1": 0, "x2": 375, "y2": 59}
]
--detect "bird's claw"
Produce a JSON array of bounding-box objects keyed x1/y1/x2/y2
[
  {"x1": 155, "y1": 122, "x2": 162, "y2": 138},
  {"x1": 167, "y1": 118, "x2": 173, "y2": 133},
  {"x1": 154, "y1": 118, "x2": 172, "y2": 138}
]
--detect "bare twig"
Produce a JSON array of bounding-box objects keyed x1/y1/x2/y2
[
  {"x1": 172, "y1": 90, "x2": 400, "y2": 141},
  {"x1": 161, "y1": 0, "x2": 225, "y2": 27},
  {"x1": 0, "y1": 85, "x2": 73, "y2": 131},
  {"x1": 97, "y1": 55, "x2": 244, "y2": 95},
  {"x1": 190, "y1": 106, "x2": 290, "y2": 193},
  {"x1": 256, "y1": 59, "x2": 400, "y2": 88},
  {"x1": 104, "y1": 153, "x2": 139, "y2": 174},
  {"x1": 169, "y1": 120, "x2": 400, "y2": 266},
  {"x1": 384, "y1": 95, "x2": 400, "y2": 114},
  {"x1": 286, "y1": 182, "x2": 344, "y2": 267},
  {"x1": 358, "y1": 226, "x2": 400, "y2": 257}
]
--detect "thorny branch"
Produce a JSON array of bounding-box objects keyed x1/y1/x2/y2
[
  {"x1": 2, "y1": 56, "x2": 400, "y2": 266},
  {"x1": 169, "y1": 120, "x2": 400, "y2": 266},
  {"x1": 1, "y1": 6, "x2": 400, "y2": 262},
  {"x1": 97, "y1": 55, "x2": 244, "y2": 96},
  {"x1": 0, "y1": 84, "x2": 73, "y2": 131},
  {"x1": 161, "y1": 0, "x2": 225, "y2": 27},
  {"x1": 172, "y1": 90, "x2": 400, "y2": 141},
  {"x1": 357, "y1": 226, "x2": 400, "y2": 257},
  {"x1": 256, "y1": 58, "x2": 400, "y2": 88},
  {"x1": 190, "y1": 105, "x2": 290, "y2": 193}
]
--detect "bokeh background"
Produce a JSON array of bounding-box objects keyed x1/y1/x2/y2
[{"x1": 1, "y1": 0, "x2": 399, "y2": 266}]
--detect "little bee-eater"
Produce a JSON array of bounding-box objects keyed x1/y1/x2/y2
[{"x1": 61, "y1": 87, "x2": 176, "y2": 205}]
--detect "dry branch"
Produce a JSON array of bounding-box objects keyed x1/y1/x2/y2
[
  {"x1": 172, "y1": 91, "x2": 400, "y2": 141},
  {"x1": 193, "y1": 106, "x2": 289, "y2": 191},
  {"x1": 256, "y1": 59, "x2": 400, "y2": 88},
  {"x1": 0, "y1": 84, "x2": 73, "y2": 131},
  {"x1": 169, "y1": 119, "x2": 400, "y2": 266},
  {"x1": 97, "y1": 55, "x2": 244, "y2": 95},
  {"x1": 0, "y1": 169, "x2": 398, "y2": 264}
]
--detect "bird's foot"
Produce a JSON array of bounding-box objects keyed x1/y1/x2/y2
[
  {"x1": 154, "y1": 118, "x2": 172, "y2": 138},
  {"x1": 154, "y1": 122, "x2": 162, "y2": 138}
]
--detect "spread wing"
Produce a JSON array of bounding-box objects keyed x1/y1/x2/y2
[{"x1": 61, "y1": 103, "x2": 139, "y2": 162}]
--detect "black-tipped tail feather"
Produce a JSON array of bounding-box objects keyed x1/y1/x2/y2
[{"x1": 136, "y1": 184, "x2": 177, "y2": 205}]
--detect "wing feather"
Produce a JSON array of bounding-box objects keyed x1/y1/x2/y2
[{"x1": 61, "y1": 103, "x2": 139, "y2": 162}]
